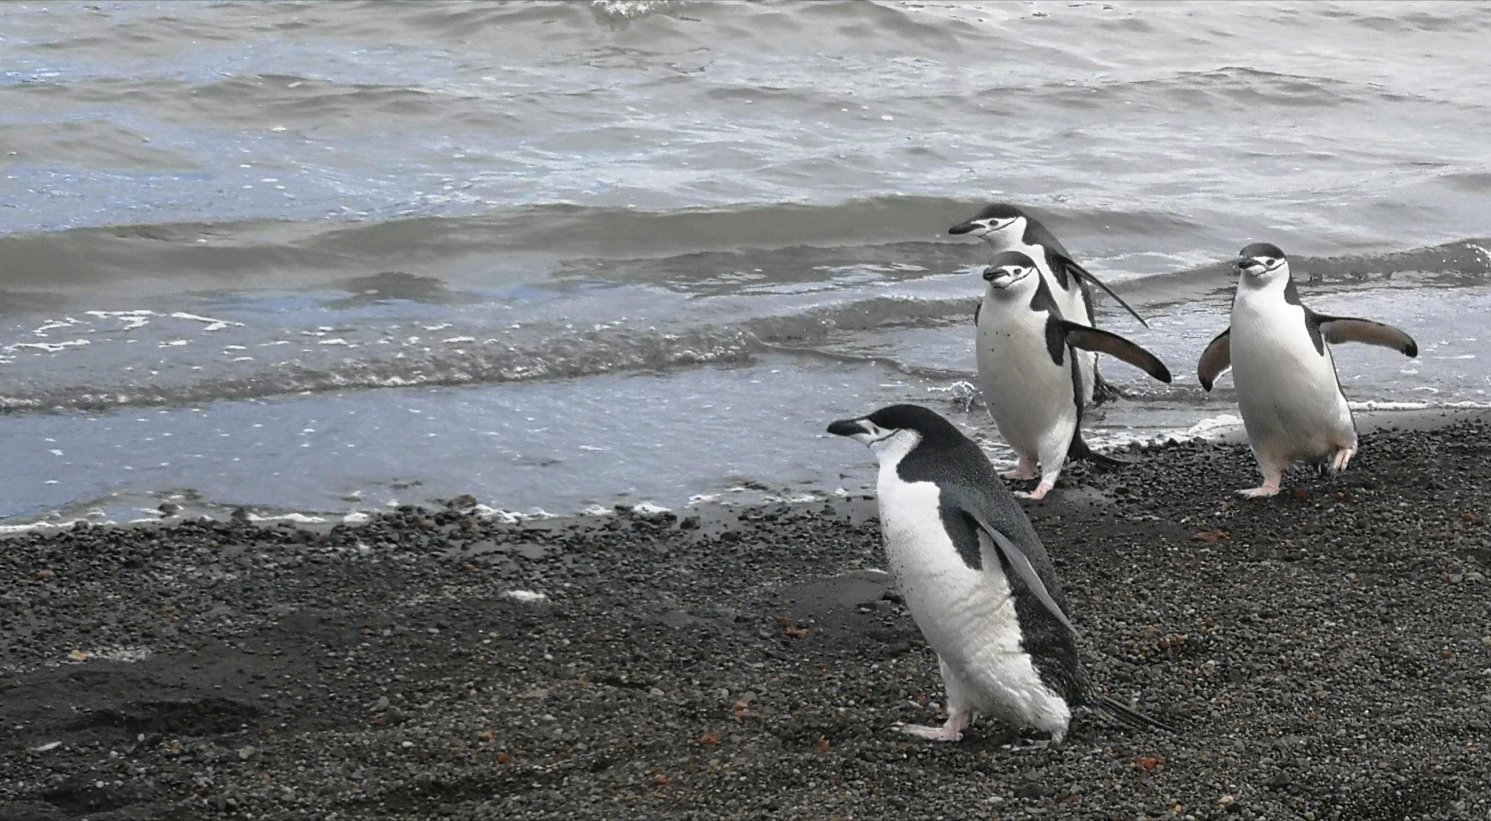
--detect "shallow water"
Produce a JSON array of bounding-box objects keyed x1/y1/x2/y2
[{"x1": 2, "y1": 1, "x2": 1490, "y2": 526}]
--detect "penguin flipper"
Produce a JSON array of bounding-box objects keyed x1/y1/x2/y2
[
  {"x1": 1197, "y1": 327, "x2": 1232, "y2": 392},
  {"x1": 1088, "y1": 694, "x2": 1178, "y2": 735},
  {"x1": 954, "y1": 498, "x2": 1078, "y2": 636},
  {"x1": 1312, "y1": 314, "x2": 1418, "y2": 357},
  {"x1": 1062, "y1": 257, "x2": 1150, "y2": 328},
  {"x1": 1056, "y1": 320, "x2": 1172, "y2": 384}
]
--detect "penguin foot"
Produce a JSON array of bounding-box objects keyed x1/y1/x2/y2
[
  {"x1": 1330, "y1": 447, "x2": 1355, "y2": 474},
  {"x1": 1236, "y1": 484, "x2": 1280, "y2": 498},
  {"x1": 1000, "y1": 463, "x2": 1037, "y2": 481},
  {"x1": 1091, "y1": 374, "x2": 1126, "y2": 406},
  {"x1": 1015, "y1": 482, "x2": 1054, "y2": 501},
  {"x1": 895, "y1": 712, "x2": 974, "y2": 743}
]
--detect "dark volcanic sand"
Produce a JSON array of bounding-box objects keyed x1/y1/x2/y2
[{"x1": 3, "y1": 418, "x2": 1491, "y2": 821}]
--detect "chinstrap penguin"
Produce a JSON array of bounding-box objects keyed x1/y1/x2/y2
[
  {"x1": 975, "y1": 251, "x2": 1172, "y2": 500},
  {"x1": 827, "y1": 403, "x2": 1174, "y2": 745},
  {"x1": 1198, "y1": 242, "x2": 1418, "y2": 497},
  {"x1": 950, "y1": 202, "x2": 1148, "y2": 406}
]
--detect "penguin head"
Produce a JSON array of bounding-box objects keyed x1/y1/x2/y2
[
  {"x1": 948, "y1": 202, "x2": 1027, "y2": 243},
  {"x1": 1236, "y1": 242, "x2": 1289, "y2": 282},
  {"x1": 982, "y1": 250, "x2": 1039, "y2": 291},
  {"x1": 828, "y1": 404, "x2": 965, "y2": 464}
]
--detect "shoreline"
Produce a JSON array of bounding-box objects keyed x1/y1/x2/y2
[
  {"x1": 2, "y1": 415, "x2": 1490, "y2": 819},
  {"x1": 4, "y1": 404, "x2": 1490, "y2": 540}
]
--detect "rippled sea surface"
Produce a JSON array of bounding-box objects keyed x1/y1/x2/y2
[{"x1": 3, "y1": 0, "x2": 1490, "y2": 526}]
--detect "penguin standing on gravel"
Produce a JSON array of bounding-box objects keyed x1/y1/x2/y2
[
  {"x1": 974, "y1": 251, "x2": 1171, "y2": 500},
  {"x1": 950, "y1": 202, "x2": 1149, "y2": 405},
  {"x1": 827, "y1": 403, "x2": 1173, "y2": 745},
  {"x1": 1198, "y1": 242, "x2": 1418, "y2": 497}
]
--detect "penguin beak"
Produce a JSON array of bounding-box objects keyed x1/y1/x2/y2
[
  {"x1": 983, "y1": 266, "x2": 1019, "y2": 288},
  {"x1": 1236, "y1": 257, "x2": 1265, "y2": 276},
  {"x1": 827, "y1": 418, "x2": 866, "y2": 437},
  {"x1": 947, "y1": 219, "x2": 985, "y2": 236}
]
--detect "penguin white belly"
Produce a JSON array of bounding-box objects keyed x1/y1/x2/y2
[
  {"x1": 975, "y1": 295, "x2": 1078, "y2": 463},
  {"x1": 875, "y1": 470, "x2": 1068, "y2": 729},
  {"x1": 1231, "y1": 299, "x2": 1356, "y2": 465}
]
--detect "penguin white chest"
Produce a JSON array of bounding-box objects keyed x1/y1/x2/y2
[
  {"x1": 1231, "y1": 293, "x2": 1355, "y2": 462},
  {"x1": 975, "y1": 295, "x2": 1078, "y2": 456},
  {"x1": 874, "y1": 469, "x2": 1021, "y2": 658}
]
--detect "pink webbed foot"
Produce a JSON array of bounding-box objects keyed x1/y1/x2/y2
[
  {"x1": 1236, "y1": 484, "x2": 1280, "y2": 498},
  {"x1": 1000, "y1": 457, "x2": 1038, "y2": 481},
  {"x1": 895, "y1": 711, "x2": 975, "y2": 743},
  {"x1": 1015, "y1": 481, "x2": 1054, "y2": 501},
  {"x1": 1330, "y1": 447, "x2": 1355, "y2": 474}
]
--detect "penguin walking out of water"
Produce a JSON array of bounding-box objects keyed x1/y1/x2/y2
[
  {"x1": 974, "y1": 251, "x2": 1171, "y2": 500},
  {"x1": 950, "y1": 203, "x2": 1149, "y2": 406},
  {"x1": 827, "y1": 404, "x2": 1173, "y2": 745},
  {"x1": 1198, "y1": 242, "x2": 1418, "y2": 497}
]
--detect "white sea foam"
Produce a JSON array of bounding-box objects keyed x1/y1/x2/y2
[
  {"x1": 1181, "y1": 414, "x2": 1245, "y2": 438},
  {"x1": 171, "y1": 312, "x2": 242, "y2": 331},
  {"x1": 245, "y1": 512, "x2": 328, "y2": 524},
  {"x1": 9, "y1": 340, "x2": 89, "y2": 352},
  {"x1": 1348, "y1": 400, "x2": 1491, "y2": 411},
  {"x1": 86, "y1": 309, "x2": 154, "y2": 330},
  {"x1": 33, "y1": 319, "x2": 80, "y2": 335}
]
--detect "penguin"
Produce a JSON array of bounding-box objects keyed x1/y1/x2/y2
[
  {"x1": 826, "y1": 403, "x2": 1174, "y2": 745},
  {"x1": 950, "y1": 202, "x2": 1148, "y2": 405},
  {"x1": 1197, "y1": 242, "x2": 1418, "y2": 497},
  {"x1": 975, "y1": 251, "x2": 1172, "y2": 500}
]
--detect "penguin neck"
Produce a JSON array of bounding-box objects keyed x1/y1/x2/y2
[
  {"x1": 979, "y1": 227, "x2": 1036, "y2": 257},
  {"x1": 870, "y1": 430, "x2": 923, "y2": 474},
  {"x1": 1235, "y1": 268, "x2": 1298, "y2": 309},
  {"x1": 978, "y1": 278, "x2": 1041, "y2": 324}
]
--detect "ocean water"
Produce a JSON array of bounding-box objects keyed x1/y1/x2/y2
[{"x1": 2, "y1": 0, "x2": 1490, "y2": 528}]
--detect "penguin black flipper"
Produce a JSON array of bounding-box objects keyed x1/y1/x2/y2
[
  {"x1": 1054, "y1": 320, "x2": 1172, "y2": 384},
  {"x1": 1060, "y1": 256, "x2": 1150, "y2": 328},
  {"x1": 1086, "y1": 693, "x2": 1178, "y2": 734},
  {"x1": 1197, "y1": 328, "x2": 1232, "y2": 392},
  {"x1": 948, "y1": 491, "x2": 1078, "y2": 637},
  {"x1": 973, "y1": 301, "x2": 980, "y2": 326},
  {"x1": 1309, "y1": 313, "x2": 1418, "y2": 357},
  {"x1": 1028, "y1": 218, "x2": 1147, "y2": 326}
]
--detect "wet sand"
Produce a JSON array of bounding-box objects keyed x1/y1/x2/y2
[{"x1": 3, "y1": 415, "x2": 1490, "y2": 820}]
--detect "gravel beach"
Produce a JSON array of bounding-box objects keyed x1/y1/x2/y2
[{"x1": 3, "y1": 415, "x2": 1490, "y2": 821}]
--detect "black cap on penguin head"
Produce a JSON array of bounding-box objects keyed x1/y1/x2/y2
[
  {"x1": 983, "y1": 250, "x2": 1039, "y2": 280},
  {"x1": 1239, "y1": 242, "x2": 1286, "y2": 260},
  {"x1": 827, "y1": 404, "x2": 967, "y2": 448},
  {"x1": 1236, "y1": 242, "x2": 1287, "y2": 276},
  {"x1": 948, "y1": 202, "x2": 1028, "y2": 235}
]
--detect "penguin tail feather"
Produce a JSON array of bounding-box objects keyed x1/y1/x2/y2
[
  {"x1": 1090, "y1": 695, "x2": 1178, "y2": 735},
  {"x1": 1067, "y1": 434, "x2": 1135, "y2": 468}
]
